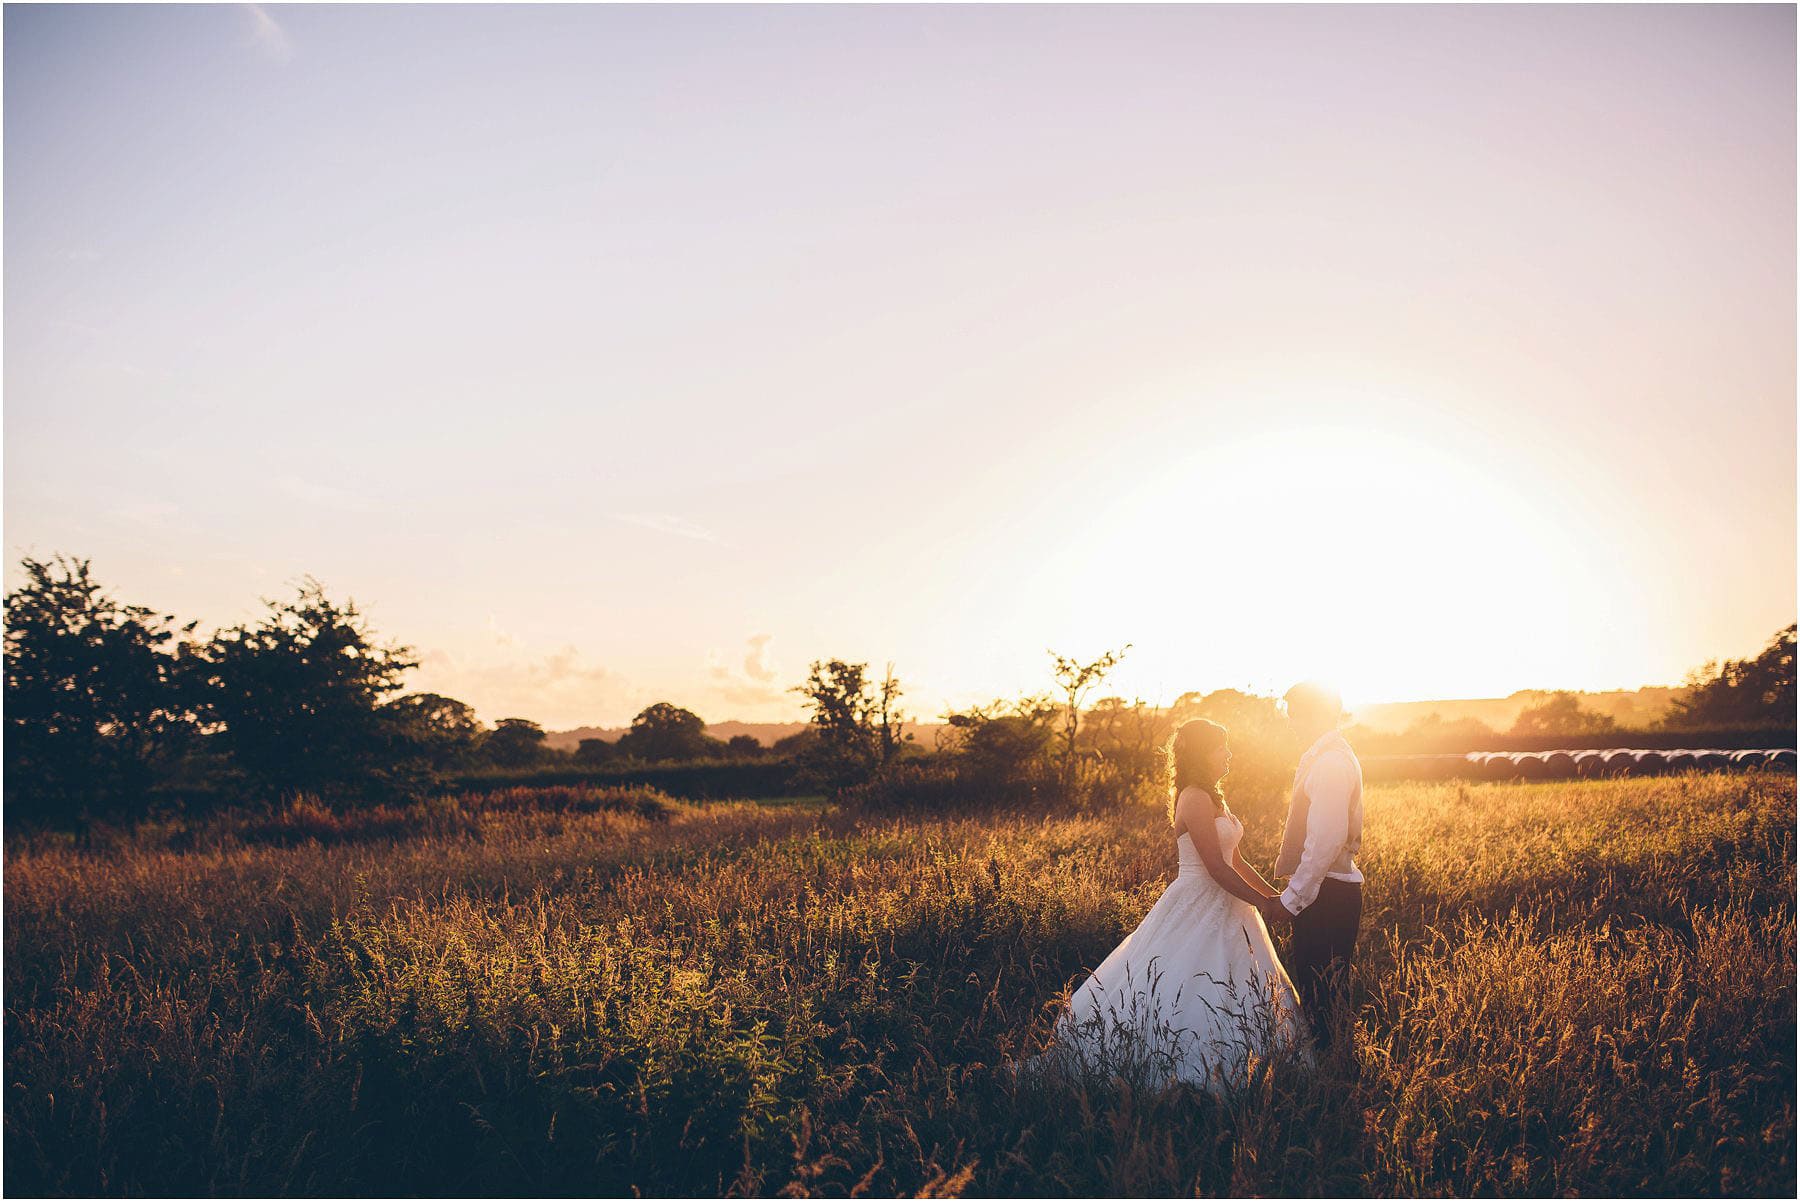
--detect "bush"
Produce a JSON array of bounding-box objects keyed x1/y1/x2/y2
[
  {"x1": 836, "y1": 757, "x2": 981, "y2": 814},
  {"x1": 940, "y1": 696, "x2": 1060, "y2": 785},
  {"x1": 837, "y1": 754, "x2": 1145, "y2": 817}
]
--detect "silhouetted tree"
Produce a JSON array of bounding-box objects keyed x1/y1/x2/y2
[
  {"x1": 1665, "y1": 625, "x2": 1796, "y2": 729},
  {"x1": 4, "y1": 554, "x2": 199, "y2": 819},
  {"x1": 191, "y1": 576, "x2": 418, "y2": 800},
  {"x1": 574, "y1": 737, "x2": 619, "y2": 766},
  {"x1": 1049, "y1": 644, "x2": 1130, "y2": 783},
  {"x1": 725, "y1": 734, "x2": 764, "y2": 759},
  {"x1": 793, "y1": 659, "x2": 909, "y2": 786},
  {"x1": 771, "y1": 727, "x2": 820, "y2": 758},
  {"x1": 1511, "y1": 692, "x2": 1618, "y2": 738},
  {"x1": 379, "y1": 692, "x2": 483, "y2": 769},
  {"x1": 617, "y1": 702, "x2": 720, "y2": 761},
  {"x1": 479, "y1": 718, "x2": 549, "y2": 767},
  {"x1": 875, "y1": 662, "x2": 912, "y2": 765}
]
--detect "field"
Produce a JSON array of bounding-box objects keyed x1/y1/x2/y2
[{"x1": 4, "y1": 773, "x2": 1794, "y2": 1197}]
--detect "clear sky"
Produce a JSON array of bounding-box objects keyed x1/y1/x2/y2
[{"x1": 5, "y1": 3, "x2": 1795, "y2": 729}]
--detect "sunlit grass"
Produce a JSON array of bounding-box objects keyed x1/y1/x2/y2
[{"x1": 5, "y1": 773, "x2": 1793, "y2": 1195}]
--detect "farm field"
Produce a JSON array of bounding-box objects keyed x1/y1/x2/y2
[{"x1": 4, "y1": 773, "x2": 1794, "y2": 1197}]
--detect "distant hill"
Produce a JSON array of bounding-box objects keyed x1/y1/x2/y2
[
  {"x1": 545, "y1": 688, "x2": 1686, "y2": 752},
  {"x1": 1353, "y1": 687, "x2": 1685, "y2": 734},
  {"x1": 544, "y1": 720, "x2": 951, "y2": 751}
]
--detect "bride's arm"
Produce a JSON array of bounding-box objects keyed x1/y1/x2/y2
[
  {"x1": 1179, "y1": 798, "x2": 1273, "y2": 907},
  {"x1": 1231, "y1": 846, "x2": 1281, "y2": 900}
]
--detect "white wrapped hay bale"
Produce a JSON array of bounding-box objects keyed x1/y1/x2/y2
[
  {"x1": 1515, "y1": 752, "x2": 1553, "y2": 780},
  {"x1": 1601, "y1": 749, "x2": 1639, "y2": 777},
  {"x1": 1574, "y1": 750, "x2": 1609, "y2": 779}
]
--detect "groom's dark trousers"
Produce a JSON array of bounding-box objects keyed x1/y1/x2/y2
[{"x1": 1289, "y1": 877, "x2": 1362, "y2": 1050}]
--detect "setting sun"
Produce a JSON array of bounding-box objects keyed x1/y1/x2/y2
[{"x1": 1002, "y1": 409, "x2": 1659, "y2": 712}]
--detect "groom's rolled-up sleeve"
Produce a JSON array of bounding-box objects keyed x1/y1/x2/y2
[{"x1": 1281, "y1": 752, "x2": 1355, "y2": 916}]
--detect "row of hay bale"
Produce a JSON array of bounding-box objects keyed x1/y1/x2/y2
[{"x1": 1364, "y1": 747, "x2": 1797, "y2": 782}]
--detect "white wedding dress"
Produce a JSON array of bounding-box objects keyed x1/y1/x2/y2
[{"x1": 1041, "y1": 808, "x2": 1313, "y2": 1093}]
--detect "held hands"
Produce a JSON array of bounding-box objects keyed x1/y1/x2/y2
[{"x1": 1259, "y1": 895, "x2": 1293, "y2": 927}]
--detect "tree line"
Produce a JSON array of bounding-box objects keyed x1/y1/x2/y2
[
  {"x1": 0, "y1": 553, "x2": 1150, "y2": 822},
  {"x1": 1379, "y1": 625, "x2": 1795, "y2": 750},
  {"x1": 1, "y1": 556, "x2": 814, "y2": 823},
  {"x1": 7, "y1": 553, "x2": 1792, "y2": 825}
]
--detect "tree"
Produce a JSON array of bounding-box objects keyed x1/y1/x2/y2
[
  {"x1": 791, "y1": 659, "x2": 911, "y2": 787},
  {"x1": 771, "y1": 727, "x2": 820, "y2": 758},
  {"x1": 1510, "y1": 692, "x2": 1618, "y2": 739},
  {"x1": 1049, "y1": 644, "x2": 1130, "y2": 783},
  {"x1": 191, "y1": 576, "x2": 418, "y2": 800},
  {"x1": 794, "y1": 659, "x2": 877, "y2": 785},
  {"x1": 875, "y1": 662, "x2": 912, "y2": 765},
  {"x1": 725, "y1": 734, "x2": 764, "y2": 759},
  {"x1": 4, "y1": 554, "x2": 199, "y2": 818},
  {"x1": 616, "y1": 702, "x2": 719, "y2": 762},
  {"x1": 379, "y1": 692, "x2": 482, "y2": 768},
  {"x1": 1665, "y1": 625, "x2": 1796, "y2": 729},
  {"x1": 480, "y1": 718, "x2": 548, "y2": 768},
  {"x1": 574, "y1": 737, "x2": 619, "y2": 766}
]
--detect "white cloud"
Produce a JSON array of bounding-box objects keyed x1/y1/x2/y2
[
  {"x1": 245, "y1": 5, "x2": 294, "y2": 61},
  {"x1": 702, "y1": 634, "x2": 791, "y2": 715},
  {"x1": 613, "y1": 512, "x2": 718, "y2": 542},
  {"x1": 743, "y1": 633, "x2": 776, "y2": 682}
]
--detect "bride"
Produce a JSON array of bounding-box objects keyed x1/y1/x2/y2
[{"x1": 1039, "y1": 718, "x2": 1312, "y2": 1092}]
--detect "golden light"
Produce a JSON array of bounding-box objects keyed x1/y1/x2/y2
[{"x1": 1041, "y1": 421, "x2": 1633, "y2": 708}]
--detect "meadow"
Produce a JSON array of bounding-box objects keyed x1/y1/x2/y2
[{"x1": 4, "y1": 772, "x2": 1794, "y2": 1197}]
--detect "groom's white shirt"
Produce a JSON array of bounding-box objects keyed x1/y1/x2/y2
[{"x1": 1279, "y1": 728, "x2": 1364, "y2": 916}]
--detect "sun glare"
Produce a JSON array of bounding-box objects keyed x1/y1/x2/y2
[{"x1": 1048, "y1": 424, "x2": 1624, "y2": 708}]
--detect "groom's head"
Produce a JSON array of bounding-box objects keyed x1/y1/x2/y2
[{"x1": 1282, "y1": 681, "x2": 1343, "y2": 744}]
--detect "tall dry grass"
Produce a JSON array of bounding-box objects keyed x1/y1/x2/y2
[{"x1": 4, "y1": 774, "x2": 1793, "y2": 1195}]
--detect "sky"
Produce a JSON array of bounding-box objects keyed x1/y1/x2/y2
[{"x1": 5, "y1": 2, "x2": 1795, "y2": 730}]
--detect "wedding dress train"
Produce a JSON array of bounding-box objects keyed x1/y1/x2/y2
[{"x1": 1039, "y1": 812, "x2": 1313, "y2": 1093}]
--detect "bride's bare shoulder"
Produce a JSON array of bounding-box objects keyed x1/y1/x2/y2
[
  {"x1": 1175, "y1": 784, "x2": 1217, "y2": 809},
  {"x1": 1173, "y1": 787, "x2": 1217, "y2": 829}
]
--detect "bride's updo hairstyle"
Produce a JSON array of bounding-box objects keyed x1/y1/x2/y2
[{"x1": 1166, "y1": 717, "x2": 1228, "y2": 823}]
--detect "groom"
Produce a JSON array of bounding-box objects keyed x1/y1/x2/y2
[{"x1": 1260, "y1": 681, "x2": 1364, "y2": 1050}]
